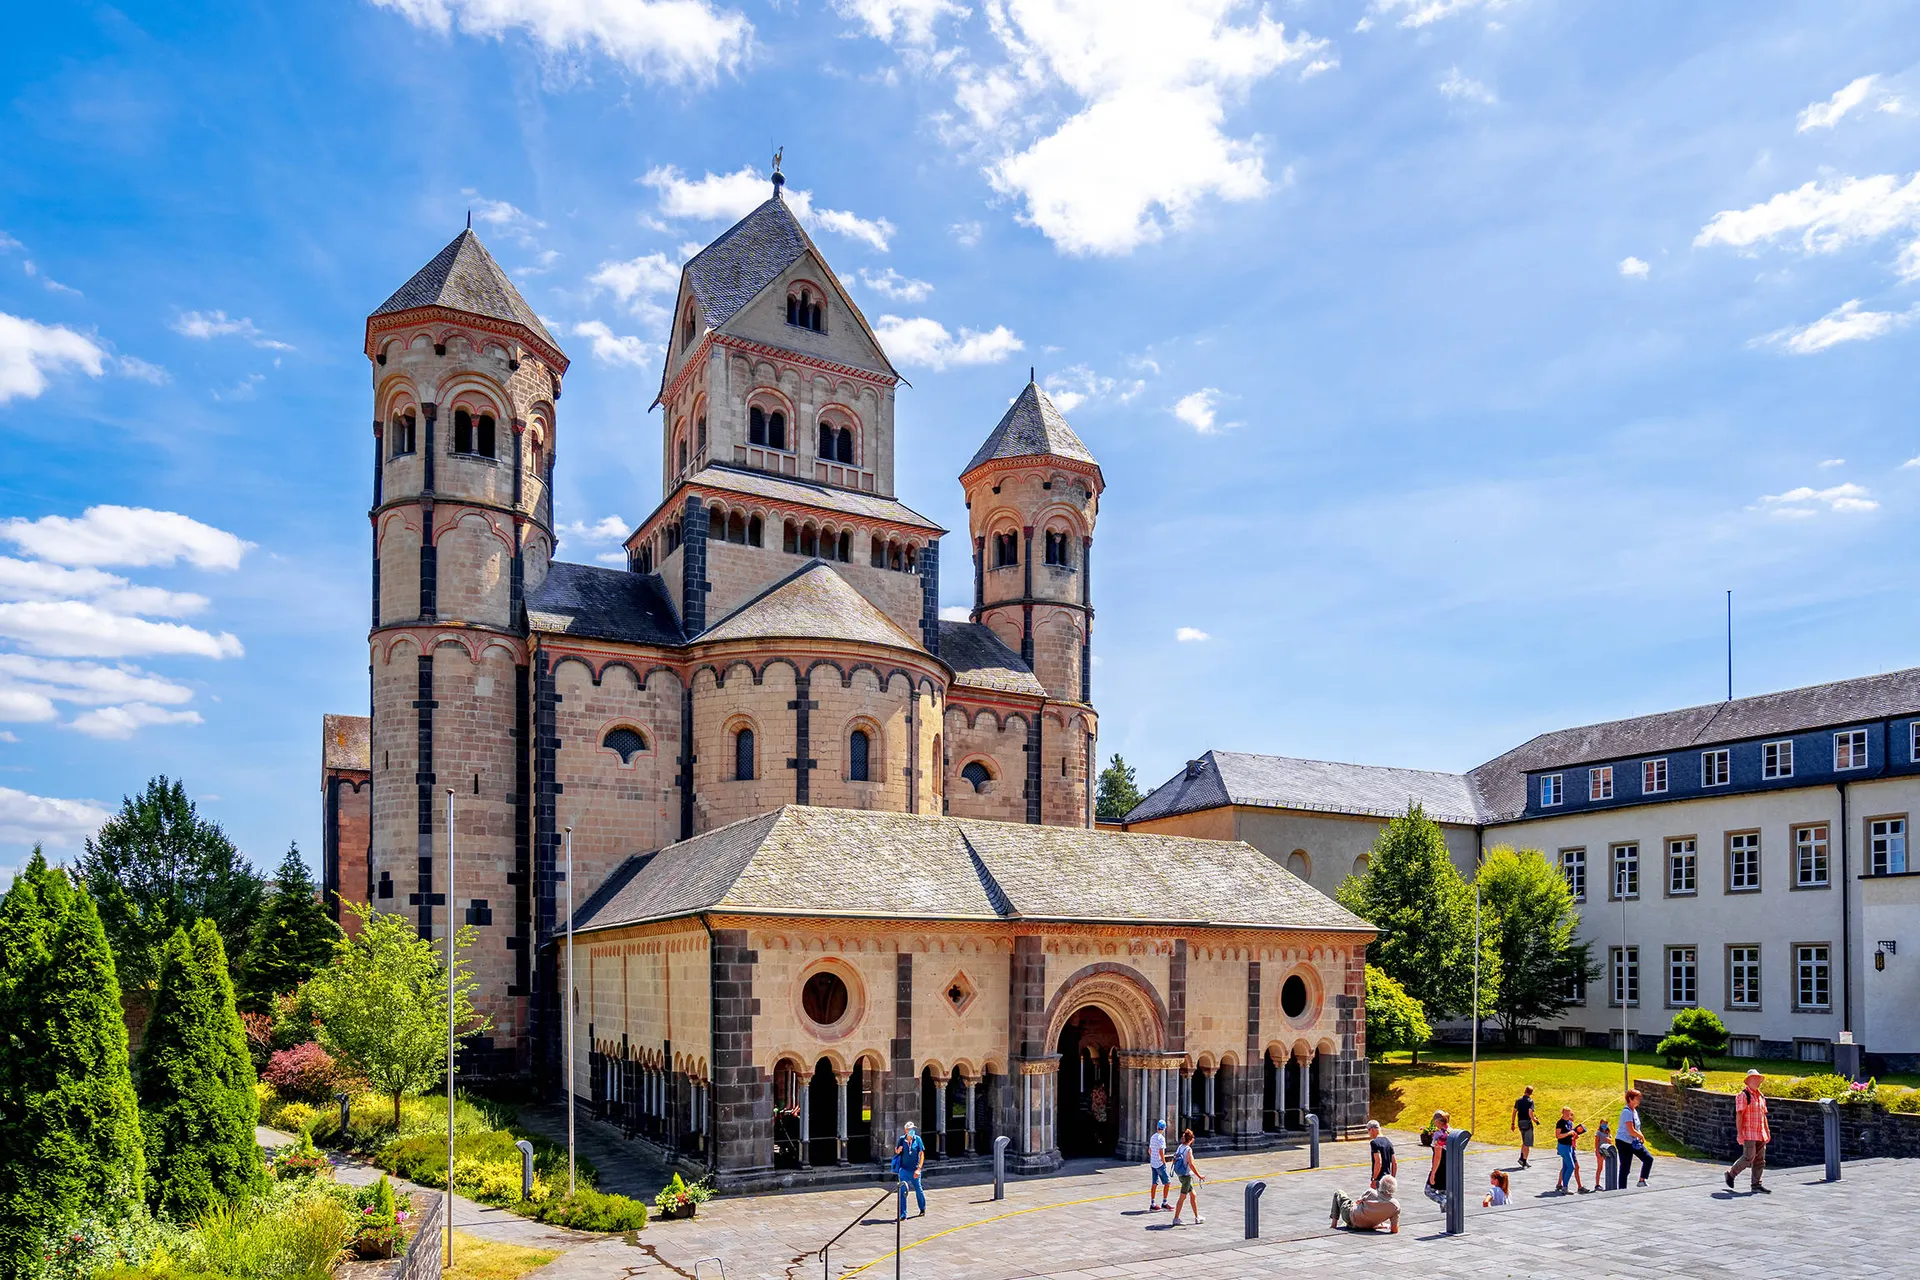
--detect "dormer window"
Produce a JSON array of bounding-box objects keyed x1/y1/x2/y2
[
  {"x1": 452, "y1": 409, "x2": 496, "y2": 458},
  {"x1": 786, "y1": 289, "x2": 825, "y2": 333}
]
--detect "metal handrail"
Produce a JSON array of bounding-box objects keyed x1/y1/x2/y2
[
  {"x1": 694, "y1": 1257, "x2": 728, "y2": 1280},
  {"x1": 816, "y1": 1187, "x2": 897, "y2": 1280}
]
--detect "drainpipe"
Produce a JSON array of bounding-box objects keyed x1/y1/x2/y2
[
  {"x1": 698, "y1": 913, "x2": 719, "y2": 1176},
  {"x1": 1838, "y1": 780, "x2": 1852, "y2": 1036}
]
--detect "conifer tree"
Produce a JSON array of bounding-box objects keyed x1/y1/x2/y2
[
  {"x1": 1094, "y1": 754, "x2": 1144, "y2": 821},
  {"x1": 237, "y1": 844, "x2": 341, "y2": 1014},
  {"x1": 0, "y1": 852, "x2": 146, "y2": 1276},
  {"x1": 139, "y1": 918, "x2": 263, "y2": 1221}
]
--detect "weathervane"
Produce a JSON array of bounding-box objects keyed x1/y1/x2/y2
[{"x1": 772, "y1": 146, "x2": 785, "y2": 199}]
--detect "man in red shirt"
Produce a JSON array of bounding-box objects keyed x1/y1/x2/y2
[{"x1": 1726, "y1": 1068, "x2": 1771, "y2": 1194}]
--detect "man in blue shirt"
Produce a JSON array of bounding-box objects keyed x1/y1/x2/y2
[{"x1": 894, "y1": 1120, "x2": 927, "y2": 1219}]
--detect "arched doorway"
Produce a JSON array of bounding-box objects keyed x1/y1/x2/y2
[
  {"x1": 807, "y1": 1057, "x2": 840, "y2": 1167},
  {"x1": 1056, "y1": 1006, "x2": 1121, "y2": 1156}
]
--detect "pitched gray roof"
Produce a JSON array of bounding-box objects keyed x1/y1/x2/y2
[
  {"x1": 684, "y1": 465, "x2": 943, "y2": 532},
  {"x1": 374, "y1": 230, "x2": 558, "y2": 349},
  {"x1": 938, "y1": 620, "x2": 1045, "y2": 697},
  {"x1": 1468, "y1": 666, "x2": 1920, "y2": 821},
  {"x1": 683, "y1": 197, "x2": 814, "y2": 332},
  {"x1": 526, "y1": 561, "x2": 685, "y2": 646},
  {"x1": 1127, "y1": 750, "x2": 1484, "y2": 826},
  {"x1": 699, "y1": 561, "x2": 924, "y2": 651},
  {"x1": 964, "y1": 381, "x2": 1098, "y2": 475},
  {"x1": 322, "y1": 714, "x2": 369, "y2": 772},
  {"x1": 572, "y1": 806, "x2": 1373, "y2": 934}
]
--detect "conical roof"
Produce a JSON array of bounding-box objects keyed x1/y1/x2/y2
[
  {"x1": 963, "y1": 380, "x2": 1098, "y2": 475},
  {"x1": 373, "y1": 229, "x2": 559, "y2": 350}
]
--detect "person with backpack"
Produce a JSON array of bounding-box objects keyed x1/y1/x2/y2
[
  {"x1": 1168, "y1": 1128, "x2": 1206, "y2": 1225},
  {"x1": 894, "y1": 1120, "x2": 927, "y2": 1220},
  {"x1": 1726, "y1": 1069, "x2": 1771, "y2": 1194},
  {"x1": 1146, "y1": 1118, "x2": 1171, "y2": 1211},
  {"x1": 1423, "y1": 1110, "x2": 1451, "y2": 1211}
]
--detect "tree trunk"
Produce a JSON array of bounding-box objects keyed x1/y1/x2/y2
[
  {"x1": 1410, "y1": 1043, "x2": 1419, "y2": 1067},
  {"x1": 392, "y1": 1089, "x2": 403, "y2": 1126}
]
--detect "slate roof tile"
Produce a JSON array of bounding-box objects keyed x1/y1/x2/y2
[
  {"x1": 526, "y1": 561, "x2": 685, "y2": 646},
  {"x1": 1126, "y1": 750, "x2": 1484, "y2": 826},
  {"x1": 964, "y1": 381, "x2": 1098, "y2": 474},
  {"x1": 938, "y1": 621, "x2": 1045, "y2": 697},
  {"x1": 374, "y1": 230, "x2": 558, "y2": 349},
  {"x1": 322, "y1": 714, "x2": 370, "y2": 772},
  {"x1": 698, "y1": 560, "x2": 924, "y2": 650}
]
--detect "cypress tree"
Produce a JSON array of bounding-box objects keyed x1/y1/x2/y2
[
  {"x1": 139, "y1": 918, "x2": 264, "y2": 1221},
  {"x1": 0, "y1": 852, "x2": 146, "y2": 1276},
  {"x1": 236, "y1": 844, "x2": 341, "y2": 1014}
]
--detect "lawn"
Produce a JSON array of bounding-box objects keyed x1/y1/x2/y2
[{"x1": 443, "y1": 1230, "x2": 559, "y2": 1280}]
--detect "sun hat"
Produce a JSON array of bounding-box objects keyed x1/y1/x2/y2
[{"x1": 1746, "y1": 1068, "x2": 1764, "y2": 1080}]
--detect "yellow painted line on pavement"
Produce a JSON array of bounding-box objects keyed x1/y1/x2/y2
[{"x1": 838, "y1": 1157, "x2": 1370, "y2": 1277}]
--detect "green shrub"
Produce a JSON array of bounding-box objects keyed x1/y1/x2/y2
[
  {"x1": 306, "y1": 1090, "x2": 496, "y2": 1154},
  {"x1": 348, "y1": 1175, "x2": 403, "y2": 1261},
  {"x1": 190, "y1": 1194, "x2": 351, "y2": 1280},
  {"x1": 1883, "y1": 1087, "x2": 1920, "y2": 1114},
  {"x1": 1657, "y1": 1008, "x2": 1729, "y2": 1069},
  {"x1": 519, "y1": 1188, "x2": 647, "y2": 1232},
  {"x1": 1777, "y1": 1072, "x2": 1852, "y2": 1101},
  {"x1": 269, "y1": 1103, "x2": 320, "y2": 1134},
  {"x1": 381, "y1": 1129, "x2": 576, "y2": 1206}
]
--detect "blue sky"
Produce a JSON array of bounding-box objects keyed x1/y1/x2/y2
[{"x1": 4, "y1": 0, "x2": 1919, "y2": 880}]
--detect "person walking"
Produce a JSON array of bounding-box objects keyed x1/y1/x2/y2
[
  {"x1": 894, "y1": 1120, "x2": 926, "y2": 1220},
  {"x1": 1146, "y1": 1118, "x2": 1171, "y2": 1211},
  {"x1": 1592, "y1": 1119, "x2": 1615, "y2": 1190},
  {"x1": 1367, "y1": 1119, "x2": 1396, "y2": 1188},
  {"x1": 1617, "y1": 1089, "x2": 1654, "y2": 1186},
  {"x1": 1168, "y1": 1128, "x2": 1206, "y2": 1225},
  {"x1": 1424, "y1": 1111, "x2": 1451, "y2": 1212},
  {"x1": 1553, "y1": 1106, "x2": 1588, "y2": 1194},
  {"x1": 1330, "y1": 1173, "x2": 1401, "y2": 1233},
  {"x1": 1726, "y1": 1069, "x2": 1771, "y2": 1194},
  {"x1": 1511, "y1": 1085, "x2": 1537, "y2": 1169}
]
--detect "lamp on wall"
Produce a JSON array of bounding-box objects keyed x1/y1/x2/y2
[{"x1": 1875, "y1": 940, "x2": 1897, "y2": 972}]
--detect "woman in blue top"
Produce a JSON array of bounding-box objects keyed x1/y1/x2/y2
[{"x1": 1617, "y1": 1089, "x2": 1653, "y2": 1186}]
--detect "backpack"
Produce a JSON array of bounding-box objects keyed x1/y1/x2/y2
[{"x1": 1172, "y1": 1146, "x2": 1190, "y2": 1176}]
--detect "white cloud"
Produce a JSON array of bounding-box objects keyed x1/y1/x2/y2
[
  {"x1": 1756, "y1": 300, "x2": 1919, "y2": 354},
  {"x1": 834, "y1": 0, "x2": 968, "y2": 45},
  {"x1": 950, "y1": 221, "x2": 983, "y2": 248},
  {"x1": 171, "y1": 310, "x2": 292, "y2": 350},
  {"x1": 1903, "y1": 454, "x2": 1920, "y2": 469},
  {"x1": 1175, "y1": 626, "x2": 1210, "y2": 642},
  {"x1": 589, "y1": 252, "x2": 680, "y2": 308},
  {"x1": 66, "y1": 702, "x2": 204, "y2": 740},
  {"x1": 0, "y1": 654, "x2": 194, "y2": 715},
  {"x1": 1695, "y1": 172, "x2": 1920, "y2": 280},
  {"x1": 642, "y1": 166, "x2": 895, "y2": 251},
  {"x1": 0, "y1": 787, "x2": 110, "y2": 848},
  {"x1": 0, "y1": 313, "x2": 107, "y2": 403},
  {"x1": 1173, "y1": 387, "x2": 1223, "y2": 434},
  {"x1": 2, "y1": 506, "x2": 251, "y2": 570},
  {"x1": 572, "y1": 320, "x2": 656, "y2": 368},
  {"x1": 1756, "y1": 481, "x2": 1879, "y2": 517},
  {"x1": 857, "y1": 267, "x2": 934, "y2": 302},
  {"x1": 1043, "y1": 363, "x2": 1145, "y2": 413},
  {"x1": 0, "y1": 601, "x2": 243, "y2": 660},
  {"x1": 594, "y1": 551, "x2": 628, "y2": 565},
  {"x1": 116, "y1": 356, "x2": 169, "y2": 384},
  {"x1": 370, "y1": 0, "x2": 752, "y2": 83},
  {"x1": 939, "y1": 604, "x2": 972, "y2": 621},
  {"x1": 467, "y1": 195, "x2": 545, "y2": 246},
  {"x1": 1819, "y1": 458, "x2": 1845, "y2": 468},
  {"x1": 1439, "y1": 67, "x2": 1496, "y2": 104},
  {"x1": 872, "y1": 315, "x2": 1022, "y2": 370},
  {"x1": 816, "y1": 208, "x2": 897, "y2": 253},
  {"x1": 1798, "y1": 74, "x2": 1880, "y2": 132},
  {"x1": 0, "y1": 557, "x2": 207, "y2": 617},
  {"x1": 1618, "y1": 256, "x2": 1650, "y2": 279},
  {"x1": 1369, "y1": 0, "x2": 1508, "y2": 27},
  {"x1": 558, "y1": 516, "x2": 630, "y2": 543},
  {"x1": 24, "y1": 261, "x2": 81, "y2": 297}
]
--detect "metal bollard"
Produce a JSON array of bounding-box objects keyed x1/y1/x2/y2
[
  {"x1": 993, "y1": 1134, "x2": 1010, "y2": 1200},
  {"x1": 1444, "y1": 1129, "x2": 1470, "y2": 1236},
  {"x1": 1307, "y1": 1114, "x2": 1320, "y2": 1168},
  {"x1": 335, "y1": 1091, "x2": 351, "y2": 1133},
  {"x1": 515, "y1": 1139, "x2": 535, "y2": 1202},
  {"x1": 1820, "y1": 1098, "x2": 1841, "y2": 1182},
  {"x1": 1244, "y1": 1180, "x2": 1266, "y2": 1239},
  {"x1": 1603, "y1": 1145, "x2": 1621, "y2": 1191}
]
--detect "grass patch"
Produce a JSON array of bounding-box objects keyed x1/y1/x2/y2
[{"x1": 444, "y1": 1231, "x2": 558, "y2": 1280}]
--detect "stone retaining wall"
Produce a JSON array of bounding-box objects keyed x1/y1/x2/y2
[
  {"x1": 397, "y1": 1191, "x2": 444, "y2": 1280},
  {"x1": 1633, "y1": 1079, "x2": 1920, "y2": 1165}
]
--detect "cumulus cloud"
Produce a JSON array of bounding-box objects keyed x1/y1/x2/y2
[
  {"x1": 1755, "y1": 300, "x2": 1920, "y2": 354},
  {"x1": 833, "y1": 0, "x2": 966, "y2": 44},
  {"x1": 1173, "y1": 388, "x2": 1224, "y2": 434},
  {"x1": 1695, "y1": 172, "x2": 1920, "y2": 281},
  {"x1": 939, "y1": 604, "x2": 972, "y2": 622},
  {"x1": 171, "y1": 310, "x2": 292, "y2": 350},
  {"x1": 1439, "y1": 67, "x2": 1496, "y2": 104},
  {"x1": 1175, "y1": 626, "x2": 1210, "y2": 642},
  {"x1": 572, "y1": 320, "x2": 656, "y2": 367},
  {"x1": 0, "y1": 602, "x2": 243, "y2": 660},
  {"x1": 0, "y1": 654, "x2": 194, "y2": 722},
  {"x1": 116, "y1": 356, "x2": 169, "y2": 384},
  {"x1": 642, "y1": 166, "x2": 895, "y2": 251},
  {"x1": 467, "y1": 195, "x2": 545, "y2": 246},
  {"x1": 1619, "y1": 256, "x2": 1651, "y2": 278},
  {"x1": 558, "y1": 515, "x2": 630, "y2": 544},
  {"x1": 66, "y1": 703, "x2": 203, "y2": 740},
  {"x1": 1043, "y1": 363, "x2": 1146, "y2": 413},
  {"x1": 1755, "y1": 481, "x2": 1879, "y2": 517},
  {"x1": 589, "y1": 252, "x2": 680, "y2": 309},
  {"x1": 857, "y1": 267, "x2": 933, "y2": 302},
  {"x1": 0, "y1": 557, "x2": 206, "y2": 617},
  {"x1": 0, "y1": 786, "x2": 110, "y2": 848},
  {"x1": 2, "y1": 506, "x2": 251, "y2": 570},
  {"x1": 1798, "y1": 74, "x2": 1880, "y2": 132},
  {"x1": 871, "y1": 315, "x2": 1022, "y2": 370},
  {"x1": 369, "y1": 0, "x2": 752, "y2": 83},
  {"x1": 1369, "y1": 0, "x2": 1509, "y2": 27},
  {"x1": 1819, "y1": 458, "x2": 1845, "y2": 468},
  {"x1": 0, "y1": 313, "x2": 107, "y2": 403}
]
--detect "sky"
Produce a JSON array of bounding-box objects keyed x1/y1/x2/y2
[{"x1": 4, "y1": 0, "x2": 1920, "y2": 881}]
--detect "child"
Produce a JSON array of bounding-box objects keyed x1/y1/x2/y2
[
  {"x1": 1554, "y1": 1106, "x2": 1588, "y2": 1194},
  {"x1": 1592, "y1": 1119, "x2": 1615, "y2": 1190},
  {"x1": 1482, "y1": 1168, "x2": 1511, "y2": 1208},
  {"x1": 1169, "y1": 1128, "x2": 1207, "y2": 1225}
]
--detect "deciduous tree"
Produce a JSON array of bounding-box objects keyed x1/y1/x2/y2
[
  {"x1": 1476, "y1": 845, "x2": 1599, "y2": 1046},
  {"x1": 1363, "y1": 965, "x2": 1432, "y2": 1060}
]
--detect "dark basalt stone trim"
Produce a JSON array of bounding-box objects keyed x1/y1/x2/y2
[
  {"x1": 919, "y1": 539, "x2": 940, "y2": 657},
  {"x1": 681, "y1": 493, "x2": 709, "y2": 634},
  {"x1": 415, "y1": 653, "x2": 436, "y2": 939},
  {"x1": 1024, "y1": 714, "x2": 1042, "y2": 824},
  {"x1": 787, "y1": 675, "x2": 818, "y2": 804},
  {"x1": 513, "y1": 662, "x2": 532, "y2": 999}
]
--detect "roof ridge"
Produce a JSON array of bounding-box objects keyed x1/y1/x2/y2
[
  {"x1": 956, "y1": 825, "x2": 1016, "y2": 918},
  {"x1": 697, "y1": 559, "x2": 926, "y2": 651}
]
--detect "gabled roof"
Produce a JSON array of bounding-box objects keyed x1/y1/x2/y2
[
  {"x1": 322, "y1": 714, "x2": 370, "y2": 772},
  {"x1": 698, "y1": 560, "x2": 924, "y2": 651},
  {"x1": 670, "y1": 464, "x2": 943, "y2": 533},
  {"x1": 1467, "y1": 666, "x2": 1920, "y2": 821},
  {"x1": 964, "y1": 380, "x2": 1099, "y2": 476},
  {"x1": 938, "y1": 620, "x2": 1045, "y2": 698},
  {"x1": 571, "y1": 806, "x2": 1374, "y2": 934},
  {"x1": 1127, "y1": 749, "x2": 1485, "y2": 827},
  {"x1": 526, "y1": 561, "x2": 685, "y2": 647},
  {"x1": 373, "y1": 229, "x2": 559, "y2": 351}
]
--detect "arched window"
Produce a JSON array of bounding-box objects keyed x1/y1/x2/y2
[
  {"x1": 904, "y1": 546, "x2": 916, "y2": 573},
  {"x1": 530, "y1": 439, "x2": 544, "y2": 477},
  {"x1": 682, "y1": 305, "x2": 697, "y2": 350},
  {"x1": 637, "y1": 546, "x2": 653, "y2": 573},
  {"x1": 784, "y1": 521, "x2": 799, "y2": 554},
  {"x1": 708, "y1": 506, "x2": 725, "y2": 540},
  {"x1": 787, "y1": 290, "x2": 824, "y2": 333},
  {"x1": 476, "y1": 414, "x2": 496, "y2": 458},
  {"x1": 666, "y1": 523, "x2": 681, "y2": 554},
  {"x1": 870, "y1": 535, "x2": 885, "y2": 568},
  {"x1": 453, "y1": 408, "x2": 472, "y2": 454},
  {"x1": 1044, "y1": 531, "x2": 1072, "y2": 567},
  {"x1": 994, "y1": 532, "x2": 1019, "y2": 567},
  {"x1": 768, "y1": 411, "x2": 787, "y2": 450},
  {"x1": 836, "y1": 426, "x2": 854, "y2": 463},
  {"x1": 727, "y1": 512, "x2": 747, "y2": 544},
  {"x1": 849, "y1": 729, "x2": 870, "y2": 782},
  {"x1": 748, "y1": 515, "x2": 764, "y2": 547},
  {"x1": 696, "y1": 417, "x2": 707, "y2": 452},
  {"x1": 677, "y1": 438, "x2": 688, "y2": 472},
  {"x1": 1352, "y1": 853, "x2": 1371, "y2": 877},
  {"x1": 749, "y1": 406, "x2": 766, "y2": 446},
  {"x1": 888, "y1": 541, "x2": 902, "y2": 571},
  {"x1": 818, "y1": 422, "x2": 834, "y2": 458},
  {"x1": 800, "y1": 525, "x2": 818, "y2": 557},
  {"x1": 390, "y1": 410, "x2": 417, "y2": 457},
  {"x1": 960, "y1": 761, "x2": 993, "y2": 792},
  {"x1": 451, "y1": 410, "x2": 496, "y2": 458},
  {"x1": 1285, "y1": 850, "x2": 1311, "y2": 880},
  {"x1": 837, "y1": 531, "x2": 851, "y2": 562},
  {"x1": 734, "y1": 727, "x2": 755, "y2": 781},
  {"x1": 602, "y1": 727, "x2": 648, "y2": 763}
]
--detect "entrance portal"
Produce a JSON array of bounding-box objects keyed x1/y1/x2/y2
[{"x1": 1056, "y1": 1006, "x2": 1121, "y2": 1156}]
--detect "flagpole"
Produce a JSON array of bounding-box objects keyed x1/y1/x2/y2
[
  {"x1": 1471, "y1": 881, "x2": 1481, "y2": 1135},
  {"x1": 445, "y1": 787, "x2": 456, "y2": 1269},
  {"x1": 564, "y1": 824, "x2": 576, "y2": 1196}
]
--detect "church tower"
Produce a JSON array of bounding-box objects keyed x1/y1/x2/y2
[{"x1": 362, "y1": 230, "x2": 569, "y2": 1070}]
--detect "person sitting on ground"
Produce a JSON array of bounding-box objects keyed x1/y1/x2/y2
[
  {"x1": 1424, "y1": 1111, "x2": 1451, "y2": 1211},
  {"x1": 1554, "y1": 1106, "x2": 1588, "y2": 1194},
  {"x1": 1367, "y1": 1119, "x2": 1396, "y2": 1189},
  {"x1": 1482, "y1": 1168, "x2": 1511, "y2": 1208},
  {"x1": 1330, "y1": 1173, "x2": 1401, "y2": 1233},
  {"x1": 1592, "y1": 1119, "x2": 1615, "y2": 1190}
]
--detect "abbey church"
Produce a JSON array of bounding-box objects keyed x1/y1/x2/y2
[{"x1": 320, "y1": 169, "x2": 1373, "y2": 1187}]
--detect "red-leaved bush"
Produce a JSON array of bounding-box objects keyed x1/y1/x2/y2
[
  {"x1": 264, "y1": 1041, "x2": 338, "y2": 1100},
  {"x1": 242, "y1": 1011, "x2": 275, "y2": 1069}
]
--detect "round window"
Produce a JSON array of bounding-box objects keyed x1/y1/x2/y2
[
  {"x1": 1280, "y1": 975, "x2": 1309, "y2": 1019},
  {"x1": 802, "y1": 971, "x2": 850, "y2": 1028}
]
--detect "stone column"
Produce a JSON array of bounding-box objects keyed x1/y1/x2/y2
[
  {"x1": 798, "y1": 1066, "x2": 812, "y2": 1167},
  {"x1": 1300, "y1": 1051, "x2": 1313, "y2": 1126},
  {"x1": 1203, "y1": 1068, "x2": 1216, "y2": 1135},
  {"x1": 932, "y1": 1074, "x2": 949, "y2": 1157},
  {"x1": 963, "y1": 1075, "x2": 977, "y2": 1153},
  {"x1": 1180, "y1": 1067, "x2": 1192, "y2": 1136},
  {"x1": 836, "y1": 1071, "x2": 852, "y2": 1165}
]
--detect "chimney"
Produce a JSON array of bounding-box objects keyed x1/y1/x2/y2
[{"x1": 1185, "y1": 758, "x2": 1206, "y2": 781}]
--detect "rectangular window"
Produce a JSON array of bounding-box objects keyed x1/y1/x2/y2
[
  {"x1": 1642, "y1": 758, "x2": 1668, "y2": 794},
  {"x1": 1560, "y1": 847, "x2": 1587, "y2": 903},
  {"x1": 1728, "y1": 945, "x2": 1761, "y2": 1010},
  {"x1": 1540, "y1": 773, "x2": 1563, "y2": 807},
  {"x1": 1565, "y1": 971, "x2": 1587, "y2": 1005},
  {"x1": 1797, "y1": 1039, "x2": 1834, "y2": 1064},
  {"x1": 1729, "y1": 1035, "x2": 1759, "y2": 1059},
  {"x1": 1727, "y1": 831, "x2": 1761, "y2": 893},
  {"x1": 1589, "y1": 766, "x2": 1614, "y2": 801},
  {"x1": 1666, "y1": 837, "x2": 1697, "y2": 896},
  {"x1": 1610, "y1": 946, "x2": 1640, "y2": 1007},
  {"x1": 1911, "y1": 721, "x2": 1920, "y2": 764},
  {"x1": 1795, "y1": 944, "x2": 1831, "y2": 1012},
  {"x1": 1611, "y1": 843, "x2": 1640, "y2": 900},
  {"x1": 1794, "y1": 824, "x2": 1830, "y2": 888},
  {"x1": 1668, "y1": 946, "x2": 1698, "y2": 1007},
  {"x1": 1869, "y1": 817, "x2": 1908, "y2": 876},
  {"x1": 1763, "y1": 740, "x2": 1794, "y2": 779},
  {"x1": 1702, "y1": 749, "x2": 1731, "y2": 787},
  {"x1": 1835, "y1": 729, "x2": 1869, "y2": 771}
]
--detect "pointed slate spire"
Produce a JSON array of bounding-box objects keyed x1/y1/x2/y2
[
  {"x1": 372, "y1": 229, "x2": 559, "y2": 352},
  {"x1": 962, "y1": 379, "x2": 1098, "y2": 476}
]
